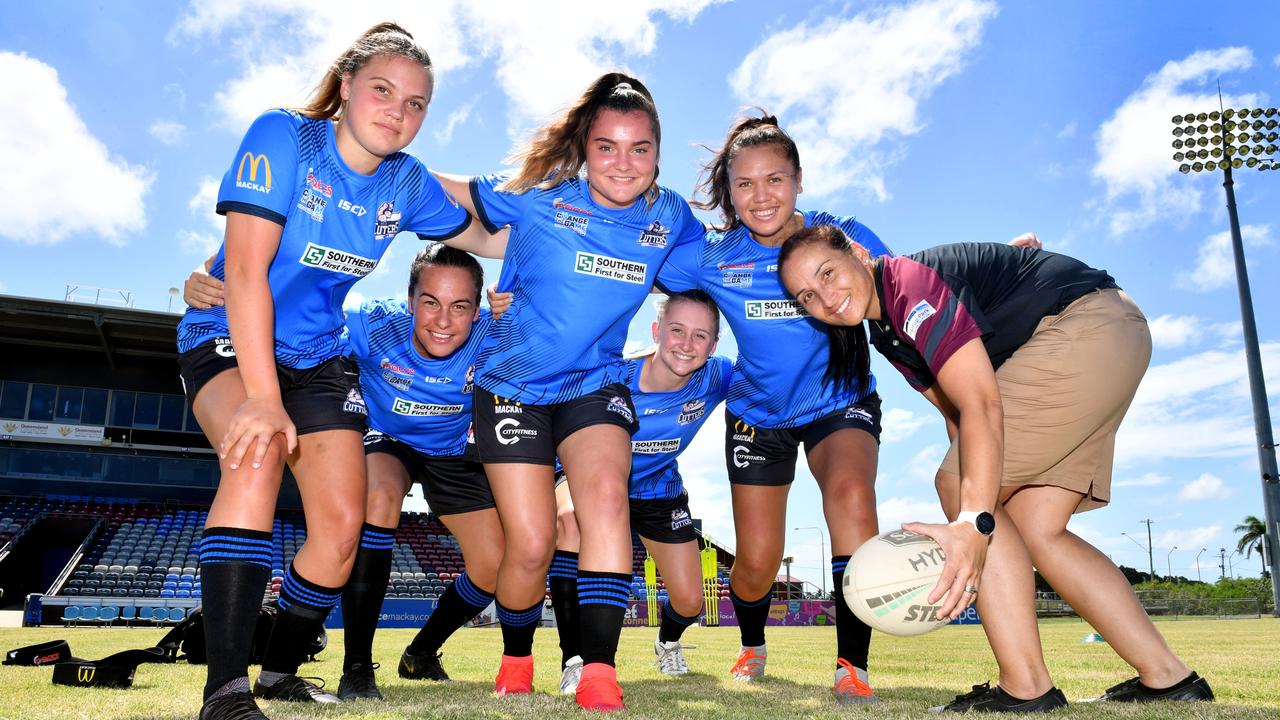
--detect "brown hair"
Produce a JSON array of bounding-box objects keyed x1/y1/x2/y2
[
  {"x1": 498, "y1": 72, "x2": 661, "y2": 205},
  {"x1": 777, "y1": 225, "x2": 870, "y2": 395},
  {"x1": 408, "y1": 242, "x2": 484, "y2": 304},
  {"x1": 693, "y1": 112, "x2": 801, "y2": 231},
  {"x1": 657, "y1": 289, "x2": 721, "y2": 339},
  {"x1": 299, "y1": 22, "x2": 432, "y2": 121}
]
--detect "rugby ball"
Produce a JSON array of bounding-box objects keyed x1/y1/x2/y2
[{"x1": 842, "y1": 528, "x2": 952, "y2": 636}]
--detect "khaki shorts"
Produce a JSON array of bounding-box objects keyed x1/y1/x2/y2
[{"x1": 940, "y1": 288, "x2": 1150, "y2": 513}]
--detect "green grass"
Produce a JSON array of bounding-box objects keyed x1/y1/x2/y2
[{"x1": 0, "y1": 618, "x2": 1276, "y2": 719}]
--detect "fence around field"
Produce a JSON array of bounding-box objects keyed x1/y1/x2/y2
[{"x1": 1036, "y1": 591, "x2": 1264, "y2": 620}]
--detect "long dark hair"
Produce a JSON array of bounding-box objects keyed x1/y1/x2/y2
[
  {"x1": 299, "y1": 22, "x2": 432, "y2": 121},
  {"x1": 693, "y1": 112, "x2": 801, "y2": 231},
  {"x1": 498, "y1": 72, "x2": 661, "y2": 205},
  {"x1": 408, "y1": 242, "x2": 483, "y2": 303},
  {"x1": 778, "y1": 225, "x2": 870, "y2": 396}
]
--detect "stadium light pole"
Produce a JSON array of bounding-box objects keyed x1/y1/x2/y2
[
  {"x1": 794, "y1": 526, "x2": 827, "y2": 596},
  {"x1": 1173, "y1": 105, "x2": 1280, "y2": 615},
  {"x1": 1195, "y1": 547, "x2": 1207, "y2": 583},
  {"x1": 1121, "y1": 531, "x2": 1155, "y2": 580},
  {"x1": 1167, "y1": 545, "x2": 1177, "y2": 581}
]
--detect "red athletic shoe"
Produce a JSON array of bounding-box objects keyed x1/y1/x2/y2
[
  {"x1": 495, "y1": 654, "x2": 534, "y2": 696},
  {"x1": 575, "y1": 662, "x2": 625, "y2": 712}
]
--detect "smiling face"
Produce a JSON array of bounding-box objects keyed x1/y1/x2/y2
[
  {"x1": 728, "y1": 143, "x2": 804, "y2": 246},
  {"x1": 583, "y1": 108, "x2": 658, "y2": 209},
  {"x1": 336, "y1": 53, "x2": 433, "y2": 174},
  {"x1": 780, "y1": 241, "x2": 877, "y2": 327},
  {"x1": 650, "y1": 298, "x2": 718, "y2": 380},
  {"x1": 409, "y1": 265, "x2": 480, "y2": 358}
]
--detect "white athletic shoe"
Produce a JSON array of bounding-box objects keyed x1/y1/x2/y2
[
  {"x1": 729, "y1": 644, "x2": 767, "y2": 682},
  {"x1": 559, "y1": 655, "x2": 583, "y2": 695},
  {"x1": 655, "y1": 638, "x2": 690, "y2": 676}
]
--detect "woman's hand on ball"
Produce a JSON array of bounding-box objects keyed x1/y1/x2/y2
[{"x1": 901, "y1": 520, "x2": 990, "y2": 620}]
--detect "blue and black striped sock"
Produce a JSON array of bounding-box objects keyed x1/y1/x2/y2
[
  {"x1": 198, "y1": 527, "x2": 272, "y2": 700},
  {"x1": 730, "y1": 586, "x2": 773, "y2": 647},
  {"x1": 409, "y1": 571, "x2": 495, "y2": 655},
  {"x1": 832, "y1": 554, "x2": 870, "y2": 670},
  {"x1": 658, "y1": 600, "x2": 700, "y2": 643},
  {"x1": 578, "y1": 570, "x2": 631, "y2": 666},
  {"x1": 341, "y1": 523, "x2": 396, "y2": 670},
  {"x1": 547, "y1": 550, "x2": 580, "y2": 666},
  {"x1": 496, "y1": 599, "x2": 544, "y2": 657},
  {"x1": 261, "y1": 562, "x2": 342, "y2": 675}
]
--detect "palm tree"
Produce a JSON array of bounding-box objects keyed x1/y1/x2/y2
[{"x1": 1235, "y1": 515, "x2": 1268, "y2": 576}]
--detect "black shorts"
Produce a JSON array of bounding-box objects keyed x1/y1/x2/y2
[
  {"x1": 472, "y1": 383, "x2": 639, "y2": 465},
  {"x1": 725, "y1": 393, "x2": 882, "y2": 486},
  {"x1": 177, "y1": 337, "x2": 367, "y2": 436},
  {"x1": 364, "y1": 430, "x2": 494, "y2": 516},
  {"x1": 630, "y1": 493, "x2": 698, "y2": 544}
]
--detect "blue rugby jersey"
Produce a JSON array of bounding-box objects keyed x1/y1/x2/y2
[
  {"x1": 656, "y1": 211, "x2": 891, "y2": 429},
  {"x1": 347, "y1": 298, "x2": 491, "y2": 456},
  {"x1": 177, "y1": 109, "x2": 470, "y2": 367},
  {"x1": 626, "y1": 354, "x2": 733, "y2": 500},
  {"x1": 468, "y1": 174, "x2": 703, "y2": 404}
]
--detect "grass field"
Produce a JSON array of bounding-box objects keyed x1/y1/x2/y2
[{"x1": 0, "y1": 618, "x2": 1276, "y2": 719}]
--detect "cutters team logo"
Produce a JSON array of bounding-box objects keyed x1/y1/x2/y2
[
  {"x1": 744, "y1": 299, "x2": 808, "y2": 320},
  {"x1": 606, "y1": 395, "x2": 635, "y2": 423},
  {"x1": 235, "y1": 152, "x2": 271, "y2": 193},
  {"x1": 375, "y1": 202, "x2": 401, "y2": 240},
  {"x1": 463, "y1": 364, "x2": 475, "y2": 394},
  {"x1": 677, "y1": 399, "x2": 706, "y2": 425},
  {"x1": 574, "y1": 252, "x2": 647, "y2": 284},
  {"x1": 638, "y1": 220, "x2": 669, "y2": 248},
  {"x1": 845, "y1": 406, "x2": 873, "y2": 422},
  {"x1": 299, "y1": 243, "x2": 378, "y2": 276},
  {"x1": 670, "y1": 506, "x2": 692, "y2": 530},
  {"x1": 344, "y1": 387, "x2": 368, "y2": 416}
]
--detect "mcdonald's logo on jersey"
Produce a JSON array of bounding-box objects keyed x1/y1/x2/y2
[{"x1": 236, "y1": 152, "x2": 272, "y2": 194}]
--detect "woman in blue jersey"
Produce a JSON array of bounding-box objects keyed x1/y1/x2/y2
[
  {"x1": 175, "y1": 24, "x2": 498, "y2": 720},
  {"x1": 433, "y1": 72, "x2": 704, "y2": 711},
  {"x1": 778, "y1": 229, "x2": 1212, "y2": 712},
  {"x1": 655, "y1": 115, "x2": 887, "y2": 704}
]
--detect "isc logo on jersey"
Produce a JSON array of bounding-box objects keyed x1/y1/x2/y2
[
  {"x1": 744, "y1": 299, "x2": 809, "y2": 320},
  {"x1": 632, "y1": 438, "x2": 680, "y2": 454},
  {"x1": 392, "y1": 398, "x2": 464, "y2": 417},
  {"x1": 677, "y1": 399, "x2": 705, "y2": 425},
  {"x1": 574, "y1": 252, "x2": 647, "y2": 284},
  {"x1": 299, "y1": 243, "x2": 378, "y2": 277},
  {"x1": 236, "y1": 152, "x2": 271, "y2": 194}
]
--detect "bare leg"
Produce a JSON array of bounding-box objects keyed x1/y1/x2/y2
[
  {"x1": 485, "y1": 462, "x2": 556, "y2": 609},
  {"x1": 642, "y1": 537, "x2": 704, "y2": 618}
]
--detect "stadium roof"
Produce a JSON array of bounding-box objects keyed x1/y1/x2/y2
[{"x1": 0, "y1": 294, "x2": 179, "y2": 369}]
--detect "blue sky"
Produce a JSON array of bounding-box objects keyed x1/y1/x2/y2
[{"x1": 2, "y1": 1, "x2": 1278, "y2": 587}]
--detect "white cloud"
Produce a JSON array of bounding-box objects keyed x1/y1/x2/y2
[
  {"x1": 343, "y1": 290, "x2": 367, "y2": 311},
  {"x1": 876, "y1": 495, "x2": 947, "y2": 533},
  {"x1": 177, "y1": 229, "x2": 219, "y2": 257},
  {"x1": 895, "y1": 443, "x2": 946, "y2": 489},
  {"x1": 1146, "y1": 314, "x2": 1201, "y2": 349},
  {"x1": 172, "y1": 1, "x2": 717, "y2": 138},
  {"x1": 1090, "y1": 47, "x2": 1257, "y2": 236},
  {"x1": 1177, "y1": 473, "x2": 1233, "y2": 501},
  {"x1": 1056, "y1": 121, "x2": 1077, "y2": 140},
  {"x1": 729, "y1": 0, "x2": 997, "y2": 201},
  {"x1": 434, "y1": 99, "x2": 477, "y2": 146},
  {"x1": 1275, "y1": 53, "x2": 1280, "y2": 67},
  {"x1": 188, "y1": 176, "x2": 222, "y2": 230},
  {"x1": 1176, "y1": 224, "x2": 1273, "y2": 293},
  {"x1": 1155, "y1": 525, "x2": 1220, "y2": 551},
  {"x1": 1114, "y1": 472, "x2": 1170, "y2": 488},
  {"x1": 881, "y1": 407, "x2": 934, "y2": 444},
  {"x1": 0, "y1": 52, "x2": 151, "y2": 245},
  {"x1": 148, "y1": 119, "x2": 186, "y2": 145}
]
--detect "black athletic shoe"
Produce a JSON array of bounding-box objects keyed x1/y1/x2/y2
[
  {"x1": 398, "y1": 648, "x2": 450, "y2": 681},
  {"x1": 253, "y1": 674, "x2": 341, "y2": 704},
  {"x1": 1089, "y1": 672, "x2": 1214, "y2": 703},
  {"x1": 931, "y1": 682, "x2": 1068, "y2": 713},
  {"x1": 199, "y1": 691, "x2": 269, "y2": 720},
  {"x1": 338, "y1": 662, "x2": 384, "y2": 701}
]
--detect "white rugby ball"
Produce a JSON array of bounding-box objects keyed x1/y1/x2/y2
[{"x1": 842, "y1": 528, "x2": 952, "y2": 636}]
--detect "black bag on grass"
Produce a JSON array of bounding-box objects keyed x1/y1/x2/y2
[{"x1": 158, "y1": 602, "x2": 326, "y2": 664}]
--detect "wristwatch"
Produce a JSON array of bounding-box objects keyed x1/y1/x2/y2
[{"x1": 954, "y1": 510, "x2": 996, "y2": 536}]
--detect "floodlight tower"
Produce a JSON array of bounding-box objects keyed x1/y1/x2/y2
[{"x1": 1172, "y1": 105, "x2": 1280, "y2": 615}]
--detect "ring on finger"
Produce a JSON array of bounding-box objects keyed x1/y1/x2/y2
[{"x1": 964, "y1": 585, "x2": 979, "y2": 594}]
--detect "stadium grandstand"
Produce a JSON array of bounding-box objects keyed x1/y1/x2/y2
[{"x1": 0, "y1": 293, "x2": 740, "y2": 629}]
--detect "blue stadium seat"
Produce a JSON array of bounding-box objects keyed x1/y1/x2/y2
[
  {"x1": 99, "y1": 606, "x2": 120, "y2": 625},
  {"x1": 168, "y1": 608, "x2": 186, "y2": 622},
  {"x1": 63, "y1": 606, "x2": 82, "y2": 626},
  {"x1": 80, "y1": 607, "x2": 100, "y2": 623}
]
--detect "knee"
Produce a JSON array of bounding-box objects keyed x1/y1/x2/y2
[
  {"x1": 464, "y1": 553, "x2": 501, "y2": 590},
  {"x1": 732, "y1": 553, "x2": 780, "y2": 587},
  {"x1": 505, "y1": 528, "x2": 555, "y2": 575},
  {"x1": 365, "y1": 478, "x2": 404, "y2": 526},
  {"x1": 319, "y1": 506, "x2": 366, "y2": 566},
  {"x1": 556, "y1": 506, "x2": 581, "y2": 549},
  {"x1": 671, "y1": 587, "x2": 704, "y2": 617}
]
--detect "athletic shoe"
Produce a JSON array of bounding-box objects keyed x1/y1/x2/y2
[
  {"x1": 198, "y1": 691, "x2": 268, "y2": 720},
  {"x1": 252, "y1": 674, "x2": 341, "y2": 704},
  {"x1": 576, "y1": 662, "x2": 625, "y2": 712},
  {"x1": 833, "y1": 658, "x2": 878, "y2": 705},
  {"x1": 655, "y1": 638, "x2": 690, "y2": 676},
  {"x1": 398, "y1": 648, "x2": 451, "y2": 681},
  {"x1": 729, "y1": 644, "x2": 767, "y2": 682},
  {"x1": 495, "y1": 654, "x2": 534, "y2": 696},
  {"x1": 1086, "y1": 672, "x2": 1214, "y2": 703},
  {"x1": 337, "y1": 662, "x2": 384, "y2": 701},
  {"x1": 560, "y1": 655, "x2": 584, "y2": 695},
  {"x1": 930, "y1": 681, "x2": 1067, "y2": 713}
]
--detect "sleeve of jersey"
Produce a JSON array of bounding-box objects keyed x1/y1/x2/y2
[
  {"x1": 713, "y1": 355, "x2": 734, "y2": 405},
  {"x1": 345, "y1": 301, "x2": 374, "y2": 359},
  {"x1": 215, "y1": 109, "x2": 299, "y2": 225},
  {"x1": 894, "y1": 262, "x2": 984, "y2": 380},
  {"x1": 403, "y1": 161, "x2": 471, "y2": 241},
  {"x1": 468, "y1": 172, "x2": 527, "y2": 234},
  {"x1": 841, "y1": 218, "x2": 893, "y2": 259},
  {"x1": 653, "y1": 238, "x2": 702, "y2": 293}
]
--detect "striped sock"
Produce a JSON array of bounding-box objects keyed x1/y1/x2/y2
[
  {"x1": 408, "y1": 571, "x2": 495, "y2": 655},
  {"x1": 341, "y1": 523, "x2": 396, "y2": 670},
  {"x1": 730, "y1": 587, "x2": 773, "y2": 647},
  {"x1": 658, "y1": 600, "x2": 699, "y2": 643},
  {"x1": 832, "y1": 554, "x2": 870, "y2": 669},
  {"x1": 261, "y1": 563, "x2": 341, "y2": 676},
  {"x1": 578, "y1": 571, "x2": 631, "y2": 666},
  {"x1": 547, "y1": 550, "x2": 580, "y2": 667},
  {"x1": 496, "y1": 600, "x2": 543, "y2": 657},
  {"x1": 198, "y1": 527, "x2": 272, "y2": 700}
]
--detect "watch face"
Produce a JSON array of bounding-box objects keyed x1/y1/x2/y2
[{"x1": 976, "y1": 511, "x2": 996, "y2": 535}]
